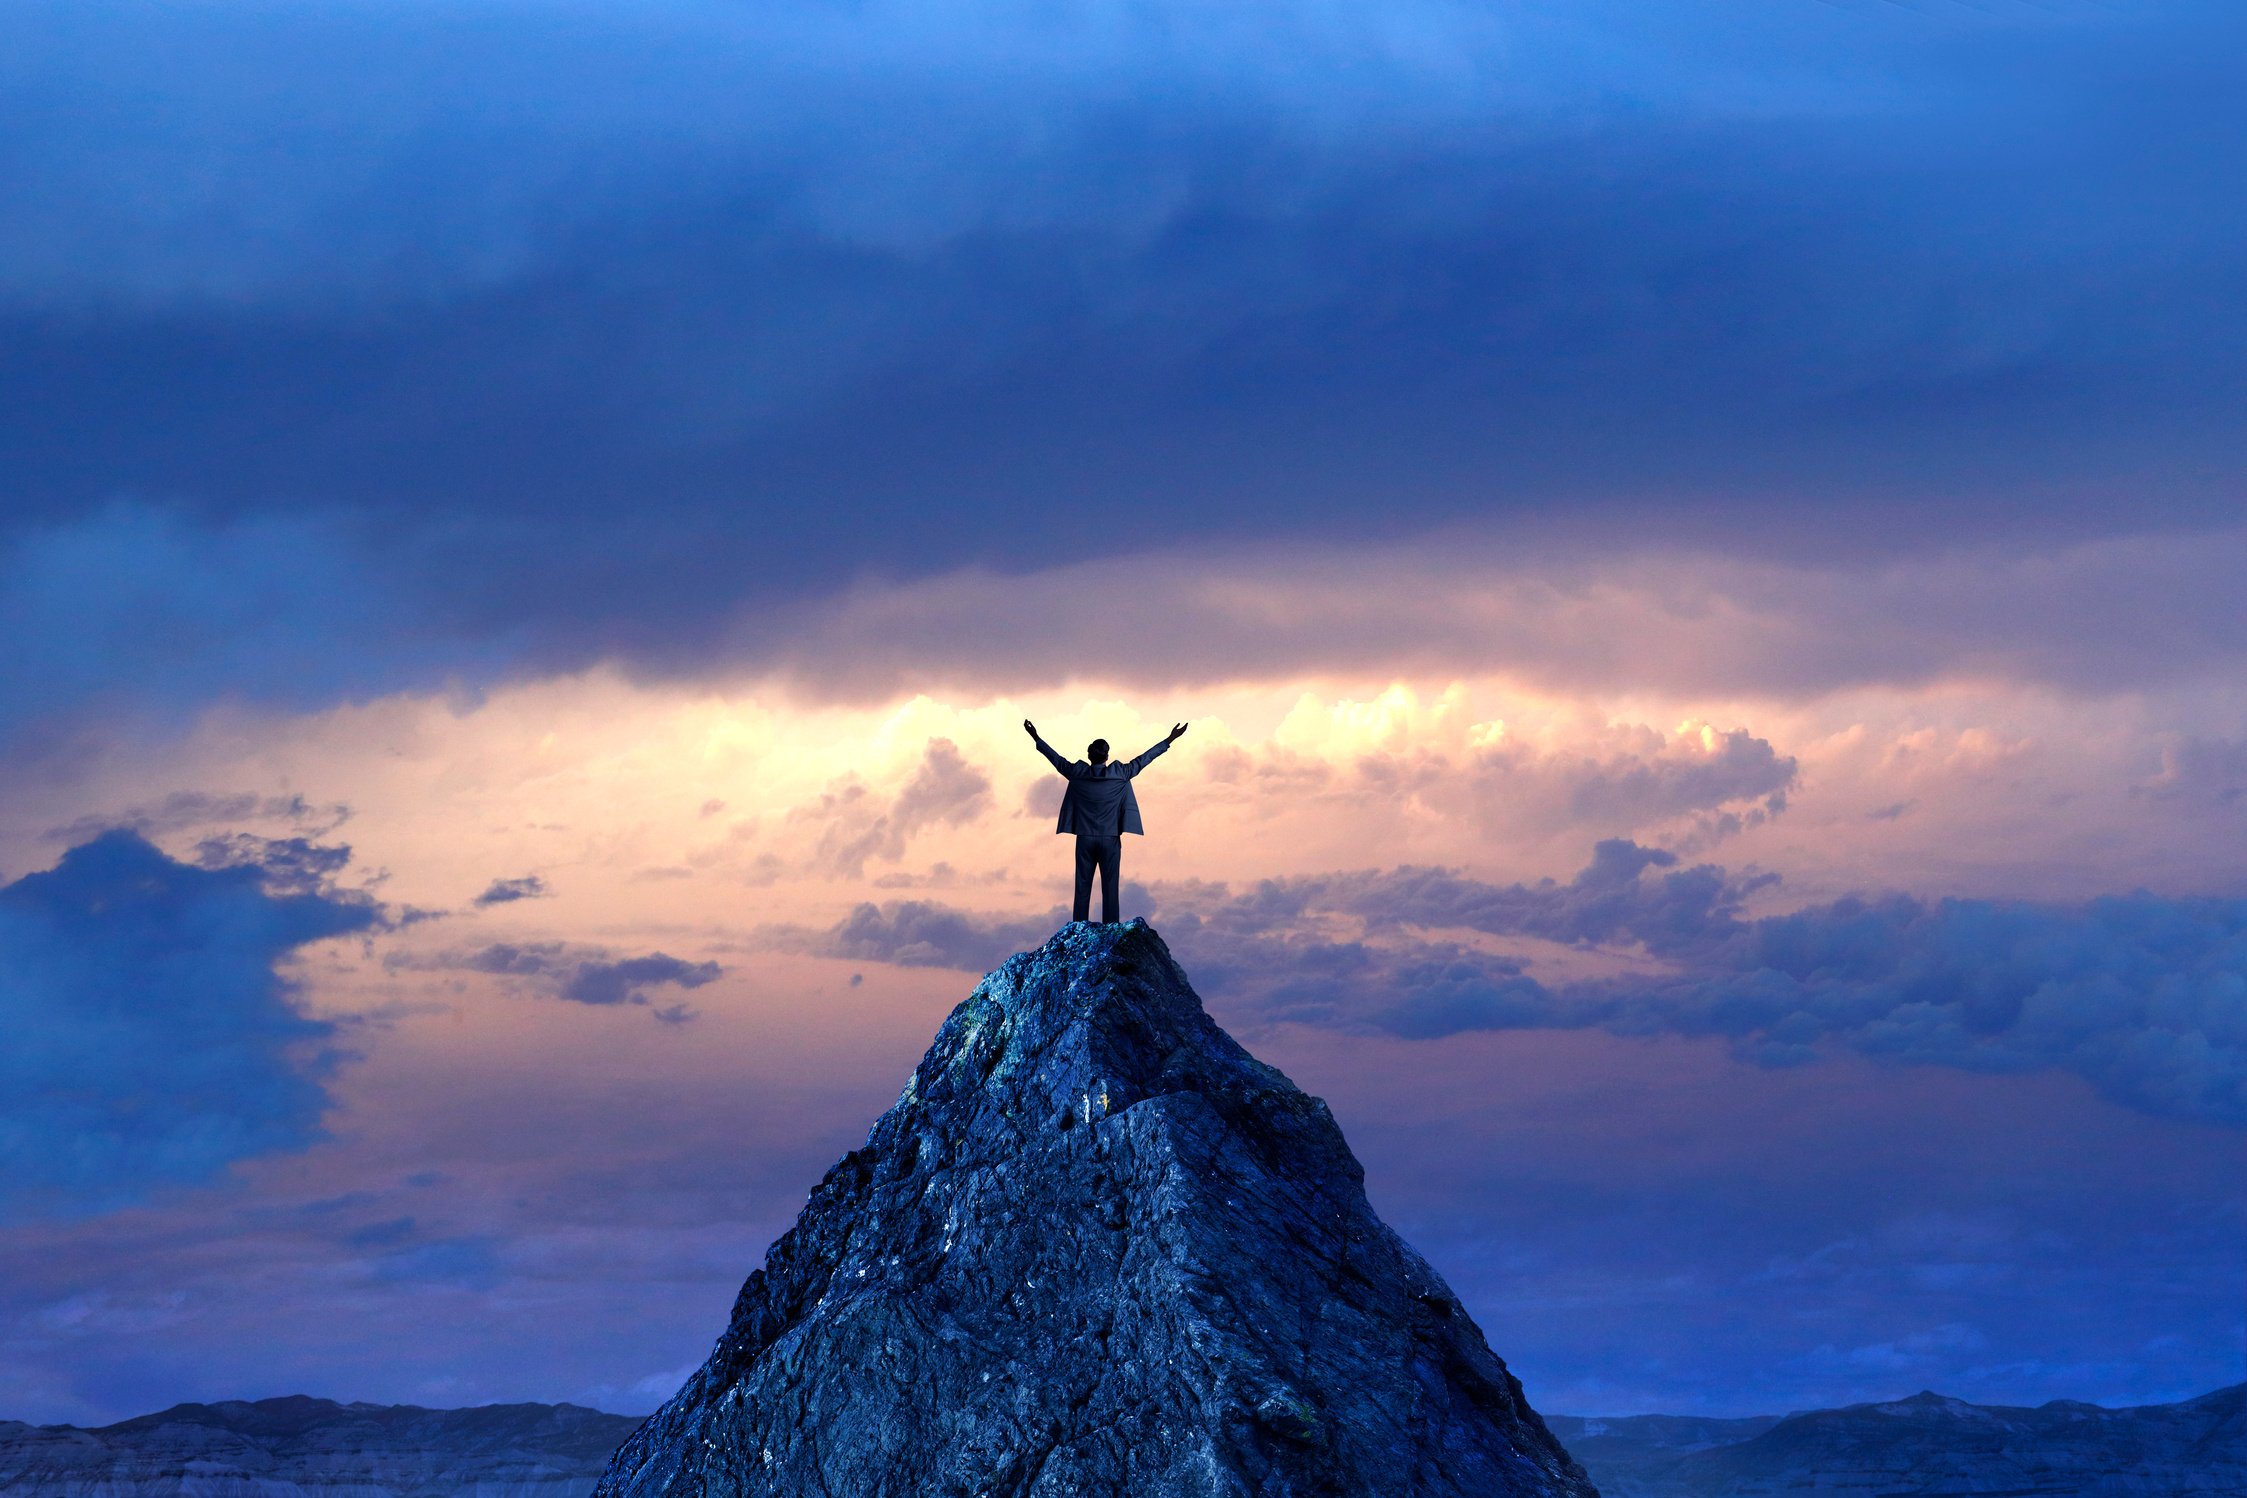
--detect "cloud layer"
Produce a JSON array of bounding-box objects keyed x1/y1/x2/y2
[
  {"x1": 762, "y1": 529, "x2": 2247, "y2": 702},
  {"x1": 798, "y1": 840, "x2": 2247, "y2": 1128},
  {"x1": 2, "y1": 2, "x2": 2244, "y2": 736}
]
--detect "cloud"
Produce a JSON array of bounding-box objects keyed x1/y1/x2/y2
[
  {"x1": 0, "y1": 502, "x2": 506, "y2": 751},
  {"x1": 1189, "y1": 708, "x2": 1797, "y2": 848},
  {"x1": 0, "y1": 830, "x2": 376, "y2": 1217},
  {"x1": 760, "y1": 529, "x2": 2247, "y2": 703},
  {"x1": 2, "y1": 4, "x2": 2244, "y2": 737},
  {"x1": 785, "y1": 841, "x2": 2247, "y2": 1129},
  {"x1": 1298, "y1": 840, "x2": 1774, "y2": 956},
  {"x1": 474, "y1": 875, "x2": 550, "y2": 906},
  {"x1": 10, "y1": 506, "x2": 2236, "y2": 768},
  {"x1": 1298, "y1": 855, "x2": 2247, "y2": 1129},
  {"x1": 1542, "y1": 728, "x2": 1793, "y2": 832},
  {"x1": 190, "y1": 833, "x2": 359, "y2": 899},
  {"x1": 439, "y1": 942, "x2": 723, "y2": 1014},
  {"x1": 360, "y1": 1235, "x2": 505, "y2": 1289},
  {"x1": 791, "y1": 738, "x2": 993, "y2": 877},
  {"x1": 0, "y1": 1, "x2": 2122, "y2": 314},
  {"x1": 1176, "y1": 926, "x2": 1554, "y2": 1042},
  {"x1": 780, "y1": 900, "x2": 1054, "y2": 973},
  {"x1": 558, "y1": 955, "x2": 722, "y2": 1009},
  {"x1": 42, "y1": 791, "x2": 350, "y2": 844},
  {"x1": 2135, "y1": 738, "x2": 2247, "y2": 809},
  {"x1": 1633, "y1": 889, "x2": 2247, "y2": 1127}
]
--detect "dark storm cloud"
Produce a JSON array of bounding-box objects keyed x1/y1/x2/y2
[
  {"x1": 433, "y1": 941, "x2": 723, "y2": 1014},
  {"x1": 0, "y1": 831, "x2": 376, "y2": 1217},
  {"x1": 0, "y1": 504, "x2": 503, "y2": 747},
  {"x1": 2, "y1": 2, "x2": 2244, "y2": 731},
  {"x1": 789, "y1": 841, "x2": 2247, "y2": 1129}
]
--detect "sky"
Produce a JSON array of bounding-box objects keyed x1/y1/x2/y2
[{"x1": 2, "y1": 0, "x2": 2244, "y2": 1427}]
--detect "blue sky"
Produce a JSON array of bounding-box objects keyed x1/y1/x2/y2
[{"x1": 1, "y1": 0, "x2": 2242, "y2": 1425}]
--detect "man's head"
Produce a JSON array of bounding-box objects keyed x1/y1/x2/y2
[{"x1": 1087, "y1": 739, "x2": 1110, "y2": 764}]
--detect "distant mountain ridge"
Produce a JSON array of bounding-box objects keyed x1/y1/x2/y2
[
  {"x1": 3, "y1": 1382, "x2": 2239, "y2": 1497},
  {"x1": 1548, "y1": 1382, "x2": 2247, "y2": 1498},
  {"x1": 0, "y1": 1394, "x2": 639, "y2": 1498}
]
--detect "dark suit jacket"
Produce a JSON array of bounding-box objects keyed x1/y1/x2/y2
[{"x1": 1034, "y1": 735, "x2": 1171, "y2": 835}]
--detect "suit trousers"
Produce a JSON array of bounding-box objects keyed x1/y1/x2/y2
[{"x1": 1073, "y1": 835, "x2": 1122, "y2": 924}]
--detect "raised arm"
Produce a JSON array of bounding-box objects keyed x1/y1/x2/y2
[
  {"x1": 1024, "y1": 719, "x2": 1076, "y2": 778},
  {"x1": 1123, "y1": 722, "x2": 1189, "y2": 776}
]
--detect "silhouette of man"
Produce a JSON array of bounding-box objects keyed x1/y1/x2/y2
[{"x1": 1024, "y1": 719, "x2": 1188, "y2": 924}]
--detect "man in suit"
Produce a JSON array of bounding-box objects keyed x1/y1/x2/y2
[{"x1": 1024, "y1": 718, "x2": 1188, "y2": 924}]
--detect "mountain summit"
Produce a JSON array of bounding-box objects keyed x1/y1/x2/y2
[{"x1": 596, "y1": 920, "x2": 1598, "y2": 1498}]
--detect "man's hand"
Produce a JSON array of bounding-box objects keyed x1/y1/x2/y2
[
  {"x1": 1024, "y1": 719, "x2": 1038, "y2": 740},
  {"x1": 1168, "y1": 722, "x2": 1189, "y2": 743}
]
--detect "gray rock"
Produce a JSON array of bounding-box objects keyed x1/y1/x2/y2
[
  {"x1": 1547, "y1": 1384, "x2": 2247, "y2": 1498},
  {"x1": 0, "y1": 1394, "x2": 639, "y2": 1498},
  {"x1": 596, "y1": 919, "x2": 1598, "y2": 1498}
]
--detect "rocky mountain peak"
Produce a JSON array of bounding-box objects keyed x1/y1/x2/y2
[
  {"x1": 888, "y1": 919, "x2": 1323, "y2": 1162},
  {"x1": 598, "y1": 919, "x2": 1597, "y2": 1498}
]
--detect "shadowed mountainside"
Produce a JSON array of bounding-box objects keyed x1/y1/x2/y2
[
  {"x1": 0, "y1": 1395, "x2": 639, "y2": 1498},
  {"x1": 1547, "y1": 1383, "x2": 2247, "y2": 1498},
  {"x1": 8, "y1": 1383, "x2": 2240, "y2": 1498},
  {"x1": 597, "y1": 918, "x2": 1597, "y2": 1498}
]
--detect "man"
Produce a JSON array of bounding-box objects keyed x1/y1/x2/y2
[{"x1": 1024, "y1": 718, "x2": 1187, "y2": 925}]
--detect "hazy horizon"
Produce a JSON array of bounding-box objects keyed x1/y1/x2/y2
[{"x1": 2, "y1": 0, "x2": 2242, "y2": 1428}]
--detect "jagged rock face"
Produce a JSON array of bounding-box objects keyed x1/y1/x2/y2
[
  {"x1": 0, "y1": 1394, "x2": 638, "y2": 1498},
  {"x1": 598, "y1": 920, "x2": 1598, "y2": 1498},
  {"x1": 1547, "y1": 1384, "x2": 2247, "y2": 1498}
]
